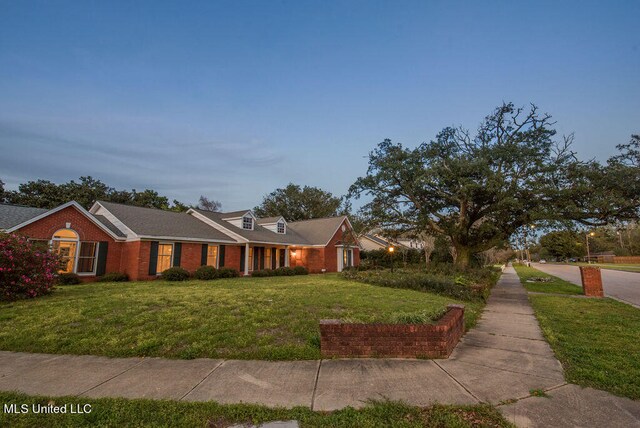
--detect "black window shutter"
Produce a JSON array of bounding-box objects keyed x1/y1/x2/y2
[
  {"x1": 259, "y1": 247, "x2": 265, "y2": 270},
  {"x1": 219, "y1": 245, "x2": 225, "y2": 267},
  {"x1": 173, "y1": 243, "x2": 182, "y2": 267},
  {"x1": 240, "y1": 246, "x2": 245, "y2": 272},
  {"x1": 201, "y1": 244, "x2": 208, "y2": 266},
  {"x1": 149, "y1": 241, "x2": 159, "y2": 275},
  {"x1": 279, "y1": 249, "x2": 286, "y2": 267},
  {"x1": 271, "y1": 248, "x2": 276, "y2": 269},
  {"x1": 96, "y1": 241, "x2": 109, "y2": 276}
]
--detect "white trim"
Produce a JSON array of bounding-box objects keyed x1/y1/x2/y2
[
  {"x1": 76, "y1": 241, "x2": 99, "y2": 276},
  {"x1": 187, "y1": 209, "x2": 247, "y2": 243},
  {"x1": 243, "y1": 243, "x2": 250, "y2": 276},
  {"x1": 323, "y1": 216, "x2": 361, "y2": 247},
  {"x1": 136, "y1": 234, "x2": 237, "y2": 244},
  {"x1": 156, "y1": 241, "x2": 175, "y2": 275},
  {"x1": 89, "y1": 202, "x2": 136, "y2": 238},
  {"x1": 7, "y1": 201, "x2": 124, "y2": 241},
  {"x1": 206, "y1": 244, "x2": 220, "y2": 269}
]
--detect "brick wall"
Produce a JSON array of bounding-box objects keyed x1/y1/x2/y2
[
  {"x1": 16, "y1": 205, "x2": 122, "y2": 280},
  {"x1": 320, "y1": 304, "x2": 465, "y2": 358},
  {"x1": 223, "y1": 245, "x2": 242, "y2": 272},
  {"x1": 180, "y1": 242, "x2": 203, "y2": 273},
  {"x1": 579, "y1": 266, "x2": 604, "y2": 297}
]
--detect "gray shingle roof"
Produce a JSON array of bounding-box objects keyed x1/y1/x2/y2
[
  {"x1": 90, "y1": 214, "x2": 127, "y2": 238},
  {"x1": 256, "y1": 216, "x2": 283, "y2": 224},
  {"x1": 287, "y1": 216, "x2": 347, "y2": 246},
  {"x1": 0, "y1": 203, "x2": 49, "y2": 230},
  {"x1": 193, "y1": 209, "x2": 311, "y2": 245},
  {"x1": 362, "y1": 234, "x2": 389, "y2": 246},
  {"x1": 97, "y1": 201, "x2": 237, "y2": 242}
]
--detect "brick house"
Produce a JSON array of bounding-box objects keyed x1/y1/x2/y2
[{"x1": 0, "y1": 200, "x2": 360, "y2": 281}]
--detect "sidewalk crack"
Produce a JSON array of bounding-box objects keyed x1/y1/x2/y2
[
  {"x1": 310, "y1": 359, "x2": 322, "y2": 410},
  {"x1": 179, "y1": 359, "x2": 226, "y2": 401},
  {"x1": 79, "y1": 358, "x2": 146, "y2": 396},
  {"x1": 433, "y1": 360, "x2": 481, "y2": 403}
]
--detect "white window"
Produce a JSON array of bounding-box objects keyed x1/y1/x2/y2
[
  {"x1": 51, "y1": 229, "x2": 79, "y2": 273},
  {"x1": 277, "y1": 221, "x2": 285, "y2": 234},
  {"x1": 77, "y1": 242, "x2": 98, "y2": 274},
  {"x1": 242, "y1": 216, "x2": 253, "y2": 230},
  {"x1": 207, "y1": 245, "x2": 218, "y2": 267},
  {"x1": 157, "y1": 243, "x2": 173, "y2": 273}
]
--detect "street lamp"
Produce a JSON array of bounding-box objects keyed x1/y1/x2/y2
[
  {"x1": 524, "y1": 224, "x2": 535, "y2": 264},
  {"x1": 388, "y1": 246, "x2": 395, "y2": 273},
  {"x1": 586, "y1": 232, "x2": 595, "y2": 264}
]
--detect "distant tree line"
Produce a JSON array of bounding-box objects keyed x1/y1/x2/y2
[{"x1": 0, "y1": 176, "x2": 223, "y2": 213}]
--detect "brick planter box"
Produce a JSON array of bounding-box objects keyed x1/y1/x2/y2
[
  {"x1": 579, "y1": 266, "x2": 604, "y2": 297},
  {"x1": 319, "y1": 304, "x2": 465, "y2": 359}
]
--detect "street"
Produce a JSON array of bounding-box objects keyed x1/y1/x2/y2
[{"x1": 532, "y1": 263, "x2": 640, "y2": 308}]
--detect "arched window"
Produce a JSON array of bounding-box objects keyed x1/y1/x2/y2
[{"x1": 52, "y1": 229, "x2": 79, "y2": 273}]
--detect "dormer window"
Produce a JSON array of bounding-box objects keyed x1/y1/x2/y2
[
  {"x1": 277, "y1": 221, "x2": 285, "y2": 234},
  {"x1": 242, "y1": 216, "x2": 254, "y2": 230}
]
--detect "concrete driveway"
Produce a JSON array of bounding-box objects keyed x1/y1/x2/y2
[{"x1": 532, "y1": 263, "x2": 640, "y2": 308}]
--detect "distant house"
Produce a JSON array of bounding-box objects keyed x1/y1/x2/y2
[
  {"x1": 358, "y1": 232, "x2": 425, "y2": 252},
  {"x1": 0, "y1": 201, "x2": 361, "y2": 280}
]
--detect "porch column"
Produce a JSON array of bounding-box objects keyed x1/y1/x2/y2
[
  {"x1": 244, "y1": 243, "x2": 250, "y2": 276},
  {"x1": 284, "y1": 245, "x2": 290, "y2": 267}
]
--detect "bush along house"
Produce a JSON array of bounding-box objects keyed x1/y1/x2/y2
[{"x1": 0, "y1": 201, "x2": 361, "y2": 281}]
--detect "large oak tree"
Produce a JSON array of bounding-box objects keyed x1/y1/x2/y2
[{"x1": 349, "y1": 103, "x2": 639, "y2": 268}]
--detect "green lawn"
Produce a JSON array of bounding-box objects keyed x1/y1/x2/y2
[
  {"x1": 0, "y1": 392, "x2": 513, "y2": 428},
  {"x1": 513, "y1": 264, "x2": 583, "y2": 295},
  {"x1": 512, "y1": 265, "x2": 640, "y2": 400},
  {"x1": 0, "y1": 274, "x2": 483, "y2": 360}
]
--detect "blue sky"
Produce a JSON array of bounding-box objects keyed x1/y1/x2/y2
[{"x1": 1, "y1": 1, "x2": 638, "y2": 210}]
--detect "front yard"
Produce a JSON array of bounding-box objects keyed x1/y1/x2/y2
[{"x1": 0, "y1": 274, "x2": 483, "y2": 360}]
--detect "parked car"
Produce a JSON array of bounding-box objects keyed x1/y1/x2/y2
[
  {"x1": 569, "y1": 258, "x2": 577, "y2": 263},
  {"x1": 540, "y1": 259, "x2": 547, "y2": 264}
]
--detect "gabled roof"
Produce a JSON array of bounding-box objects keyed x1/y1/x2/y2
[
  {"x1": 94, "y1": 201, "x2": 237, "y2": 242},
  {"x1": 4, "y1": 201, "x2": 126, "y2": 240},
  {"x1": 221, "y1": 210, "x2": 254, "y2": 219},
  {"x1": 0, "y1": 203, "x2": 49, "y2": 230},
  {"x1": 256, "y1": 216, "x2": 286, "y2": 225},
  {"x1": 287, "y1": 216, "x2": 351, "y2": 246},
  {"x1": 190, "y1": 209, "x2": 309, "y2": 245},
  {"x1": 360, "y1": 234, "x2": 390, "y2": 247}
]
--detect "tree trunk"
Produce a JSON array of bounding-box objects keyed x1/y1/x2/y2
[{"x1": 453, "y1": 246, "x2": 471, "y2": 269}]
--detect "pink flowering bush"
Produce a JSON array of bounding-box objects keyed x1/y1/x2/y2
[{"x1": 0, "y1": 233, "x2": 61, "y2": 301}]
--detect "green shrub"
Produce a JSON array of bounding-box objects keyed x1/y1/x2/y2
[
  {"x1": 56, "y1": 273, "x2": 81, "y2": 285},
  {"x1": 389, "y1": 308, "x2": 448, "y2": 324},
  {"x1": 293, "y1": 266, "x2": 309, "y2": 275},
  {"x1": 251, "y1": 270, "x2": 270, "y2": 277},
  {"x1": 217, "y1": 267, "x2": 240, "y2": 278},
  {"x1": 342, "y1": 267, "x2": 499, "y2": 301},
  {"x1": 275, "y1": 267, "x2": 296, "y2": 276},
  {"x1": 96, "y1": 272, "x2": 129, "y2": 282},
  {"x1": 160, "y1": 267, "x2": 190, "y2": 281},
  {"x1": 194, "y1": 266, "x2": 218, "y2": 280}
]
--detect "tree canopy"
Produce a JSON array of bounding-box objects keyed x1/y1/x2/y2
[
  {"x1": 349, "y1": 103, "x2": 640, "y2": 267},
  {"x1": 254, "y1": 183, "x2": 344, "y2": 221},
  {"x1": 1, "y1": 176, "x2": 189, "y2": 211}
]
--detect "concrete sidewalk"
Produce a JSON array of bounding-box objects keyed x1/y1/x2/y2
[{"x1": 0, "y1": 267, "x2": 638, "y2": 426}]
